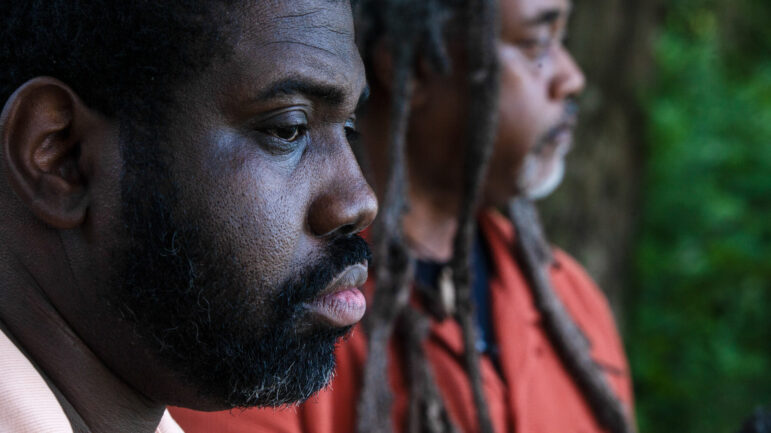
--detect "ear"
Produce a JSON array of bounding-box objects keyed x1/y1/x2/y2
[
  {"x1": 369, "y1": 39, "x2": 436, "y2": 109},
  {"x1": 1, "y1": 77, "x2": 98, "y2": 229}
]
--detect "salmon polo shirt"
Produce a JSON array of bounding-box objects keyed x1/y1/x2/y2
[
  {"x1": 0, "y1": 328, "x2": 183, "y2": 433},
  {"x1": 171, "y1": 210, "x2": 634, "y2": 433}
]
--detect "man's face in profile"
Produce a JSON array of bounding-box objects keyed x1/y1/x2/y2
[
  {"x1": 390, "y1": 0, "x2": 584, "y2": 209},
  {"x1": 486, "y1": 0, "x2": 585, "y2": 203},
  {"x1": 94, "y1": 1, "x2": 375, "y2": 409}
]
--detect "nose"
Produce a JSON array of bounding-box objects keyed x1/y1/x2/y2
[
  {"x1": 550, "y1": 45, "x2": 586, "y2": 101},
  {"x1": 307, "y1": 165, "x2": 378, "y2": 238}
]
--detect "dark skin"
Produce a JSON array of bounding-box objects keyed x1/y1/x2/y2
[
  {"x1": 0, "y1": 1, "x2": 375, "y2": 432},
  {"x1": 361, "y1": 0, "x2": 583, "y2": 261}
]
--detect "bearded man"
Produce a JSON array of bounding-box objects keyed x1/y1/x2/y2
[
  {"x1": 171, "y1": 0, "x2": 635, "y2": 432},
  {"x1": 0, "y1": 1, "x2": 377, "y2": 432}
]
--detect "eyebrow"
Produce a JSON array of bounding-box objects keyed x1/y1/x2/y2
[
  {"x1": 524, "y1": 8, "x2": 565, "y2": 27},
  {"x1": 257, "y1": 77, "x2": 370, "y2": 113},
  {"x1": 258, "y1": 78, "x2": 346, "y2": 105}
]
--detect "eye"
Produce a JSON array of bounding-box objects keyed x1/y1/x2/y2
[
  {"x1": 253, "y1": 110, "x2": 310, "y2": 155},
  {"x1": 264, "y1": 124, "x2": 307, "y2": 142},
  {"x1": 518, "y1": 37, "x2": 553, "y2": 61}
]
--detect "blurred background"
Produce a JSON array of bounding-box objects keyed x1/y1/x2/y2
[{"x1": 539, "y1": 0, "x2": 771, "y2": 431}]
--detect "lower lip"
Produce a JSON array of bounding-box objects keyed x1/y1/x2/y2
[
  {"x1": 306, "y1": 288, "x2": 366, "y2": 328},
  {"x1": 544, "y1": 130, "x2": 573, "y2": 155}
]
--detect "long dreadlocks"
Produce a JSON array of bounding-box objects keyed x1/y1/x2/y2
[
  {"x1": 354, "y1": 1, "x2": 500, "y2": 432},
  {"x1": 354, "y1": 1, "x2": 634, "y2": 433},
  {"x1": 509, "y1": 199, "x2": 635, "y2": 433}
]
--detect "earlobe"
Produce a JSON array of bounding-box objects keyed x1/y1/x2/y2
[{"x1": 1, "y1": 77, "x2": 93, "y2": 229}]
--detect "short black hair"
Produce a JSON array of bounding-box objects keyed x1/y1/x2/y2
[{"x1": 0, "y1": 2, "x2": 237, "y2": 124}]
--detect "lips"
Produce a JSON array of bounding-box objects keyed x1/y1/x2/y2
[
  {"x1": 536, "y1": 121, "x2": 576, "y2": 156},
  {"x1": 551, "y1": 128, "x2": 574, "y2": 156},
  {"x1": 304, "y1": 263, "x2": 368, "y2": 328}
]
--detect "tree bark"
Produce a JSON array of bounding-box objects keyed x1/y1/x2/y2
[{"x1": 539, "y1": 0, "x2": 663, "y2": 323}]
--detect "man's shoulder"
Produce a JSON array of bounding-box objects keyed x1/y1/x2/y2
[
  {"x1": 479, "y1": 209, "x2": 612, "y2": 313},
  {"x1": 549, "y1": 248, "x2": 629, "y2": 372},
  {"x1": 0, "y1": 329, "x2": 73, "y2": 433},
  {"x1": 550, "y1": 248, "x2": 611, "y2": 313}
]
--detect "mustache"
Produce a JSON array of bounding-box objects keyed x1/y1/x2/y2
[
  {"x1": 273, "y1": 235, "x2": 372, "y2": 311},
  {"x1": 534, "y1": 100, "x2": 580, "y2": 153}
]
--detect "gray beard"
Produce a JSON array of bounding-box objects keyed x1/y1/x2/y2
[{"x1": 517, "y1": 150, "x2": 567, "y2": 200}]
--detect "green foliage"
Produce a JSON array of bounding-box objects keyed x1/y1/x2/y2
[{"x1": 629, "y1": 0, "x2": 771, "y2": 431}]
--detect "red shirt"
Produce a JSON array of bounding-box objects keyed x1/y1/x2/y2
[{"x1": 170, "y1": 211, "x2": 634, "y2": 433}]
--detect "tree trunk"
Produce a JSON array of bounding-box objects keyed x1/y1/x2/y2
[{"x1": 539, "y1": 0, "x2": 663, "y2": 324}]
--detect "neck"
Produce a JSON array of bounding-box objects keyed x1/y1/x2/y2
[
  {"x1": 361, "y1": 96, "x2": 464, "y2": 263},
  {"x1": 361, "y1": 88, "x2": 468, "y2": 262},
  {"x1": 0, "y1": 247, "x2": 166, "y2": 433},
  {"x1": 403, "y1": 182, "x2": 462, "y2": 262}
]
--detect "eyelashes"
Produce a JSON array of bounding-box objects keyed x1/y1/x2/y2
[
  {"x1": 517, "y1": 27, "x2": 569, "y2": 63},
  {"x1": 518, "y1": 38, "x2": 554, "y2": 61},
  {"x1": 256, "y1": 115, "x2": 359, "y2": 156},
  {"x1": 255, "y1": 110, "x2": 310, "y2": 155},
  {"x1": 264, "y1": 124, "x2": 308, "y2": 142}
]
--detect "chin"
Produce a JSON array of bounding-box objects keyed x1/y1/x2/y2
[
  {"x1": 516, "y1": 153, "x2": 567, "y2": 201},
  {"x1": 524, "y1": 159, "x2": 565, "y2": 200}
]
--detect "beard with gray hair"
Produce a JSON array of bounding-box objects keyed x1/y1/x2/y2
[
  {"x1": 112, "y1": 127, "x2": 370, "y2": 408},
  {"x1": 517, "y1": 100, "x2": 579, "y2": 200}
]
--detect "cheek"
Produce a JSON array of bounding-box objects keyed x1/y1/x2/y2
[
  {"x1": 483, "y1": 53, "x2": 551, "y2": 201},
  {"x1": 490, "y1": 74, "x2": 535, "y2": 184},
  {"x1": 231, "y1": 180, "x2": 304, "y2": 286},
  {"x1": 181, "y1": 137, "x2": 311, "y2": 289},
  {"x1": 496, "y1": 63, "x2": 544, "y2": 155}
]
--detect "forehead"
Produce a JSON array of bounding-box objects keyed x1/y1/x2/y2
[
  {"x1": 230, "y1": 0, "x2": 363, "y2": 90},
  {"x1": 500, "y1": 0, "x2": 571, "y2": 26}
]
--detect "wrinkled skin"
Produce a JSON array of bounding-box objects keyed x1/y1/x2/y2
[
  {"x1": 485, "y1": 0, "x2": 585, "y2": 204},
  {"x1": 361, "y1": 0, "x2": 584, "y2": 260},
  {"x1": 0, "y1": 1, "x2": 376, "y2": 432}
]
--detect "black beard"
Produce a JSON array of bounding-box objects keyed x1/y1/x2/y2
[{"x1": 114, "y1": 130, "x2": 370, "y2": 408}]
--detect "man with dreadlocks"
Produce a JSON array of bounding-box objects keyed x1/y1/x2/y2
[{"x1": 171, "y1": 0, "x2": 635, "y2": 432}]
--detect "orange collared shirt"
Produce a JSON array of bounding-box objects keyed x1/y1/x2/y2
[{"x1": 171, "y1": 210, "x2": 634, "y2": 433}]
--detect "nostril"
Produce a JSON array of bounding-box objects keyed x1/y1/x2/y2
[
  {"x1": 307, "y1": 180, "x2": 378, "y2": 238},
  {"x1": 307, "y1": 194, "x2": 367, "y2": 238},
  {"x1": 338, "y1": 223, "x2": 357, "y2": 236}
]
